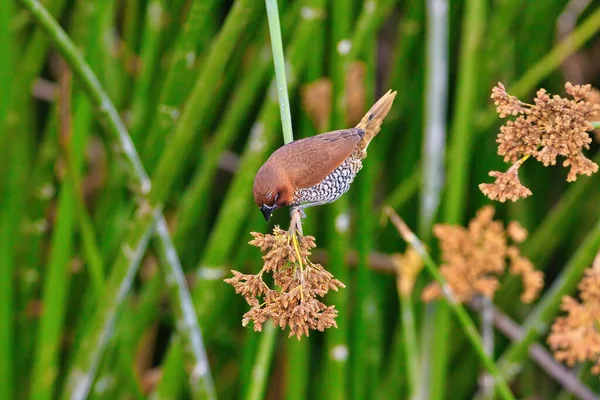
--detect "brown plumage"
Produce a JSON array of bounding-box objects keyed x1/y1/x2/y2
[{"x1": 253, "y1": 89, "x2": 397, "y2": 221}]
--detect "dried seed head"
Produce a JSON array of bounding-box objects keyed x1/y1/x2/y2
[
  {"x1": 422, "y1": 206, "x2": 542, "y2": 304},
  {"x1": 491, "y1": 82, "x2": 527, "y2": 117},
  {"x1": 481, "y1": 82, "x2": 599, "y2": 202},
  {"x1": 225, "y1": 226, "x2": 345, "y2": 339},
  {"x1": 479, "y1": 170, "x2": 532, "y2": 203},
  {"x1": 548, "y1": 264, "x2": 600, "y2": 374}
]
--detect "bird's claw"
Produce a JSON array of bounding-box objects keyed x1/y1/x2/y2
[{"x1": 290, "y1": 208, "x2": 307, "y2": 219}]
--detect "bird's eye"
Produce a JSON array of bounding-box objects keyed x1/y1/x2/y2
[{"x1": 274, "y1": 193, "x2": 280, "y2": 202}]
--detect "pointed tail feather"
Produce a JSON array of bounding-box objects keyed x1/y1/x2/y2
[{"x1": 355, "y1": 89, "x2": 397, "y2": 155}]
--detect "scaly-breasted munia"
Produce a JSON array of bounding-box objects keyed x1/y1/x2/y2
[{"x1": 253, "y1": 89, "x2": 396, "y2": 222}]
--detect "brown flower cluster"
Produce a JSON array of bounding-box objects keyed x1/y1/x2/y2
[
  {"x1": 480, "y1": 82, "x2": 599, "y2": 202},
  {"x1": 224, "y1": 227, "x2": 345, "y2": 339},
  {"x1": 422, "y1": 206, "x2": 543, "y2": 304},
  {"x1": 548, "y1": 262, "x2": 600, "y2": 374}
]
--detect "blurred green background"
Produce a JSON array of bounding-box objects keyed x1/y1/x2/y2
[{"x1": 2, "y1": 0, "x2": 600, "y2": 399}]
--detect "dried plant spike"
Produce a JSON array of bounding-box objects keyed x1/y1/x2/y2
[
  {"x1": 422, "y1": 206, "x2": 542, "y2": 304},
  {"x1": 392, "y1": 247, "x2": 424, "y2": 298},
  {"x1": 479, "y1": 168, "x2": 532, "y2": 203},
  {"x1": 491, "y1": 82, "x2": 527, "y2": 117},
  {"x1": 481, "y1": 81, "x2": 599, "y2": 202},
  {"x1": 225, "y1": 226, "x2": 344, "y2": 339},
  {"x1": 548, "y1": 264, "x2": 600, "y2": 373}
]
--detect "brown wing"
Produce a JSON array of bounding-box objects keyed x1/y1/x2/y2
[{"x1": 266, "y1": 128, "x2": 363, "y2": 189}]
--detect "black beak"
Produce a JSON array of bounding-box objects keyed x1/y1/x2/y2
[{"x1": 260, "y1": 205, "x2": 274, "y2": 222}]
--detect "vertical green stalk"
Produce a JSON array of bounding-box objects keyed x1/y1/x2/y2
[
  {"x1": 142, "y1": 0, "x2": 220, "y2": 172},
  {"x1": 265, "y1": 0, "x2": 293, "y2": 144},
  {"x1": 0, "y1": 1, "x2": 15, "y2": 397},
  {"x1": 0, "y1": 0, "x2": 10, "y2": 125},
  {"x1": 327, "y1": 0, "x2": 353, "y2": 398},
  {"x1": 420, "y1": 0, "x2": 449, "y2": 398},
  {"x1": 128, "y1": 0, "x2": 167, "y2": 145},
  {"x1": 123, "y1": 0, "x2": 141, "y2": 53},
  {"x1": 443, "y1": 0, "x2": 486, "y2": 224},
  {"x1": 246, "y1": 323, "x2": 277, "y2": 400},
  {"x1": 0, "y1": 142, "x2": 29, "y2": 400},
  {"x1": 399, "y1": 289, "x2": 420, "y2": 399},
  {"x1": 30, "y1": 68, "x2": 92, "y2": 400},
  {"x1": 0, "y1": 98, "x2": 28, "y2": 400}
]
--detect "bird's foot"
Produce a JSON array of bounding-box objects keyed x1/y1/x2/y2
[
  {"x1": 290, "y1": 207, "x2": 307, "y2": 219},
  {"x1": 289, "y1": 208, "x2": 304, "y2": 237}
]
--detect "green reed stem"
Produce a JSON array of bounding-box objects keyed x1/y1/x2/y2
[
  {"x1": 496, "y1": 217, "x2": 600, "y2": 387},
  {"x1": 246, "y1": 323, "x2": 277, "y2": 400},
  {"x1": 0, "y1": 0, "x2": 67, "y2": 161},
  {"x1": 0, "y1": 1, "x2": 15, "y2": 396},
  {"x1": 128, "y1": 0, "x2": 167, "y2": 145},
  {"x1": 400, "y1": 289, "x2": 420, "y2": 399},
  {"x1": 386, "y1": 208, "x2": 516, "y2": 400},
  {"x1": 0, "y1": 0, "x2": 11, "y2": 125},
  {"x1": 443, "y1": 0, "x2": 486, "y2": 225},
  {"x1": 266, "y1": 0, "x2": 293, "y2": 144},
  {"x1": 328, "y1": 0, "x2": 353, "y2": 396},
  {"x1": 141, "y1": 0, "x2": 220, "y2": 172},
  {"x1": 30, "y1": 69, "x2": 91, "y2": 400},
  {"x1": 0, "y1": 106, "x2": 28, "y2": 400}
]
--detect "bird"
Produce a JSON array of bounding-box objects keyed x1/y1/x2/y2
[{"x1": 253, "y1": 89, "x2": 397, "y2": 222}]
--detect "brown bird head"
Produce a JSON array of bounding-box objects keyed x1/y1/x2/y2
[{"x1": 253, "y1": 163, "x2": 295, "y2": 222}]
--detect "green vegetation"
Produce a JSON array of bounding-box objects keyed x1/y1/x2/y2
[{"x1": 2, "y1": 0, "x2": 600, "y2": 399}]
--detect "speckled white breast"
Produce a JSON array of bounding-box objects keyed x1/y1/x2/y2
[{"x1": 293, "y1": 156, "x2": 363, "y2": 206}]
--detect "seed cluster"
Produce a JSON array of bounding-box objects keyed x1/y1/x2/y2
[
  {"x1": 480, "y1": 82, "x2": 599, "y2": 202},
  {"x1": 548, "y1": 263, "x2": 600, "y2": 374},
  {"x1": 421, "y1": 206, "x2": 543, "y2": 304},
  {"x1": 224, "y1": 227, "x2": 345, "y2": 339}
]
